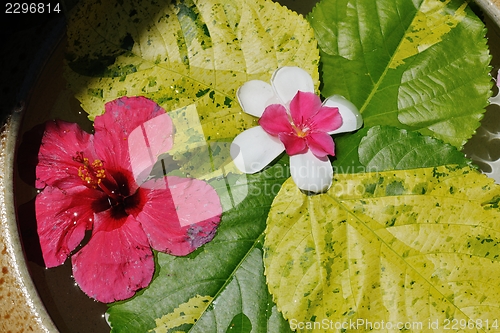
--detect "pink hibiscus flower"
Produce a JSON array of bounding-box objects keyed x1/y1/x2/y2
[{"x1": 35, "y1": 96, "x2": 222, "y2": 303}]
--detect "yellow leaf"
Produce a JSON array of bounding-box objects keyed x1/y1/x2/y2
[
  {"x1": 265, "y1": 165, "x2": 500, "y2": 332},
  {"x1": 150, "y1": 295, "x2": 213, "y2": 333},
  {"x1": 389, "y1": 0, "x2": 467, "y2": 69},
  {"x1": 66, "y1": 0, "x2": 319, "y2": 143},
  {"x1": 66, "y1": 0, "x2": 319, "y2": 176}
]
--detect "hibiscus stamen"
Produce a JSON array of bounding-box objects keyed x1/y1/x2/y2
[
  {"x1": 73, "y1": 152, "x2": 117, "y2": 199},
  {"x1": 74, "y1": 152, "x2": 106, "y2": 188}
]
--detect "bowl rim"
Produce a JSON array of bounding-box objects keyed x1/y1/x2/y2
[
  {"x1": 0, "y1": 111, "x2": 59, "y2": 332},
  {"x1": 477, "y1": 0, "x2": 500, "y2": 22}
]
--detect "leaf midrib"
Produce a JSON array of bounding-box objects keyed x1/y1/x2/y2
[
  {"x1": 186, "y1": 233, "x2": 267, "y2": 333},
  {"x1": 328, "y1": 190, "x2": 487, "y2": 328},
  {"x1": 357, "y1": 2, "x2": 422, "y2": 116}
]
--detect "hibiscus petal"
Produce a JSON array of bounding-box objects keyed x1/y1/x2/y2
[
  {"x1": 323, "y1": 95, "x2": 363, "y2": 134},
  {"x1": 259, "y1": 104, "x2": 294, "y2": 136},
  {"x1": 278, "y1": 132, "x2": 308, "y2": 156},
  {"x1": 230, "y1": 126, "x2": 284, "y2": 173},
  {"x1": 94, "y1": 96, "x2": 168, "y2": 182},
  {"x1": 71, "y1": 214, "x2": 154, "y2": 303},
  {"x1": 138, "y1": 176, "x2": 222, "y2": 256},
  {"x1": 306, "y1": 132, "x2": 336, "y2": 157},
  {"x1": 271, "y1": 67, "x2": 315, "y2": 105},
  {"x1": 289, "y1": 91, "x2": 323, "y2": 126},
  {"x1": 127, "y1": 112, "x2": 174, "y2": 184},
  {"x1": 237, "y1": 80, "x2": 280, "y2": 117},
  {"x1": 36, "y1": 120, "x2": 97, "y2": 189},
  {"x1": 290, "y1": 150, "x2": 333, "y2": 193},
  {"x1": 35, "y1": 185, "x2": 103, "y2": 268}
]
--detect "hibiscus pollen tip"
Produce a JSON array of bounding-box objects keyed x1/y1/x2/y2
[{"x1": 74, "y1": 152, "x2": 106, "y2": 188}]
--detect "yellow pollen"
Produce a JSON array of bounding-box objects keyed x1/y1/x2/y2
[
  {"x1": 77, "y1": 158, "x2": 106, "y2": 188},
  {"x1": 296, "y1": 129, "x2": 308, "y2": 138},
  {"x1": 293, "y1": 125, "x2": 309, "y2": 138}
]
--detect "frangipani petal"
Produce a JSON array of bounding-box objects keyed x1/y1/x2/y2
[
  {"x1": 290, "y1": 150, "x2": 333, "y2": 193},
  {"x1": 237, "y1": 80, "x2": 280, "y2": 117},
  {"x1": 289, "y1": 91, "x2": 322, "y2": 125},
  {"x1": 323, "y1": 95, "x2": 363, "y2": 134},
  {"x1": 72, "y1": 214, "x2": 154, "y2": 303},
  {"x1": 231, "y1": 126, "x2": 284, "y2": 173},
  {"x1": 36, "y1": 185, "x2": 104, "y2": 267},
  {"x1": 271, "y1": 67, "x2": 315, "y2": 105},
  {"x1": 138, "y1": 176, "x2": 222, "y2": 256}
]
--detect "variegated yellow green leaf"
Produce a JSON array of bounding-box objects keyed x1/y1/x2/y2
[
  {"x1": 66, "y1": 0, "x2": 319, "y2": 176},
  {"x1": 265, "y1": 165, "x2": 500, "y2": 332},
  {"x1": 151, "y1": 295, "x2": 213, "y2": 333},
  {"x1": 309, "y1": 0, "x2": 491, "y2": 148},
  {"x1": 388, "y1": 0, "x2": 468, "y2": 69}
]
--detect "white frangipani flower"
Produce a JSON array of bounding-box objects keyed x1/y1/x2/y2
[{"x1": 230, "y1": 67, "x2": 363, "y2": 193}]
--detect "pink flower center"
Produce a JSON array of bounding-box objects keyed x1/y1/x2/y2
[
  {"x1": 73, "y1": 152, "x2": 143, "y2": 223},
  {"x1": 258, "y1": 91, "x2": 341, "y2": 158},
  {"x1": 292, "y1": 123, "x2": 309, "y2": 138},
  {"x1": 75, "y1": 152, "x2": 106, "y2": 188}
]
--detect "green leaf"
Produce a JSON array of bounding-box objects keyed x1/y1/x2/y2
[
  {"x1": 264, "y1": 165, "x2": 500, "y2": 332},
  {"x1": 65, "y1": 0, "x2": 319, "y2": 147},
  {"x1": 308, "y1": 0, "x2": 491, "y2": 148},
  {"x1": 107, "y1": 159, "x2": 292, "y2": 333},
  {"x1": 333, "y1": 125, "x2": 471, "y2": 174},
  {"x1": 225, "y1": 313, "x2": 252, "y2": 333},
  {"x1": 358, "y1": 126, "x2": 471, "y2": 171},
  {"x1": 330, "y1": 129, "x2": 369, "y2": 175}
]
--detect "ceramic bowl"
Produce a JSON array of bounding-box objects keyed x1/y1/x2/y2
[{"x1": 2, "y1": 1, "x2": 500, "y2": 332}]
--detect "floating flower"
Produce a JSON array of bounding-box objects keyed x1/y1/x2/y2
[
  {"x1": 230, "y1": 67, "x2": 362, "y2": 192},
  {"x1": 35, "y1": 96, "x2": 222, "y2": 303}
]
